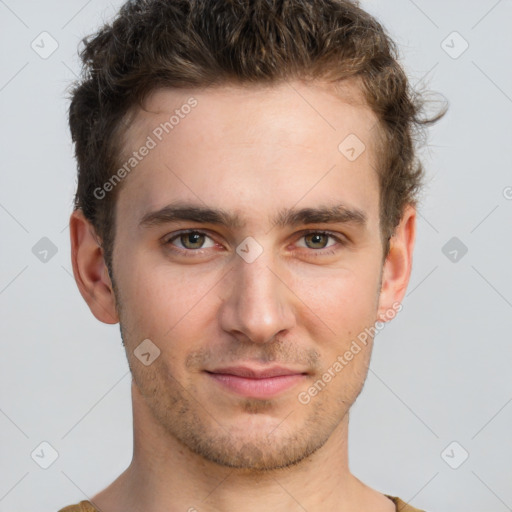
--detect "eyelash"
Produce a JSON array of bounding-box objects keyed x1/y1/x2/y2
[{"x1": 163, "y1": 229, "x2": 347, "y2": 258}]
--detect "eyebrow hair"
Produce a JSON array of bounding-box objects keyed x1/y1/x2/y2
[{"x1": 138, "y1": 201, "x2": 367, "y2": 230}]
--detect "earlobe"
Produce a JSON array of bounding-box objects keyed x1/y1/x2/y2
[
  {"x1": 376, "y1": 205, "x2": 416, "y2": 322},
  {"x1": 69, "y1": 208, "x2": 119, "y2": 325}
]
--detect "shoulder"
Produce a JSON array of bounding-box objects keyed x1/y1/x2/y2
[
  {"x1": 58, "y1": 501, "x2": 98, "y2": 512},
  {"x1": 60, "y1": 496, "x2": 426, "y2": 512},
  {"x1": 384, "y1": 494, "x2": 427, "y2": 512}
]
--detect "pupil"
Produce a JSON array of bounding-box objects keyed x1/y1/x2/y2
[{"x1": 184, "y1": 232, "x2": 203, "y2": 248}]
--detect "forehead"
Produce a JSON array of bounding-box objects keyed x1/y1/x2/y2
[
  {"x1": 126, "y1": 78, "x2": 377, "y2": 146},
  {"x1": 115, "y1": 79, "x2": 381, "y2": 229}
]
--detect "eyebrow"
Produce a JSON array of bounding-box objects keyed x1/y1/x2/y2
[{"x1": 138, "y1": 202, "x2": 367, "y2": 230}]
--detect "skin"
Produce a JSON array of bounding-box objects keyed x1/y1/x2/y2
[{"x1": 70, "y1": 78, "x2": 416, "y2": 512}]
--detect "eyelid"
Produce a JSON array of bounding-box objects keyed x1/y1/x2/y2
[
  {"x1": 163, "y1": 228, "x2": 348, "y2": 255},
  {"x1": 293, "y1": 229, "x2": 348, "y2": 255},
  {"x1": 296, "y1": 229, "x2": 347, "y2": 243},
  {"x1": 163, "y1": 229, "x2": 217, "y2": 249}
]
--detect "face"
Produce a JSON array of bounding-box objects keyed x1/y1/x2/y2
[{"x1": 98, "y1": 80, "x2": 405, "y2": 470}]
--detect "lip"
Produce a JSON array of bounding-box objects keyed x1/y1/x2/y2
[{"x1": 205, "y1": 365, "x2": 308, "y2": 399}]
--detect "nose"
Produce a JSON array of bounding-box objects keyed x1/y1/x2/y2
[{"x1": 218, "y1": 251, "x2": 296, "y2": 344}]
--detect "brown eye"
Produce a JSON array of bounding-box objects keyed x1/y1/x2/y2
[
  {"x1": 180, "y1": 232, "x2": 206, "y2": 249},
  {"x1": 166, "y1": 231, "x2": 216, "y2": 251},
  {"x1": 303, "y1": 233, "x2": 330, "y2": 249}
]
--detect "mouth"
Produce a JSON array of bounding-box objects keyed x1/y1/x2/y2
[{"x1": 205, "y1": 365, "x2": 309, "y2": 399}]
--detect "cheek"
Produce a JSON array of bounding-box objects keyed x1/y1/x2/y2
[
  {"x1": 116, "y1": 240, "x2": 382, "y2": 351},
  {"x1": 292, "y1": 265, "x2": 381, "y2": 339},
  {"x1": 117, "y1": 256, "x2": 223, "y2": 345}
]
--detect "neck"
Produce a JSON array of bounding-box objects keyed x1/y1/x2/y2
[{"x1": 91, "y1": 382, "x2": 394, "y2": 512}]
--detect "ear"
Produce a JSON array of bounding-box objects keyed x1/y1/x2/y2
[
  {"x1": 376, "y1": 204, "x2": 416, "y2": 322},
  {"x1": 69, "y1": 208, "x2": 119, "y2": 324}
]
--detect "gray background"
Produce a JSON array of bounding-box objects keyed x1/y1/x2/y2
[{"x1": 0, "y1": 1, "x2": 511, "y2": 511}]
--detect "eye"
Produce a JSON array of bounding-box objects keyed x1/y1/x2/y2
[
  {"x1": 301, "y1": 231, "x2": 334, "y2": 249},
  {"x1": 163, "y1": 229, "x2": 346, "y2": 258},
  {"x1": 166, "y1": 230, "x2": 216, "y2": 250},
  {"x1": 296, "y1": 231, "x2": 341, "y2": 250}
]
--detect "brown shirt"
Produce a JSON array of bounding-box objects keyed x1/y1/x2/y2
[{"x1": 58, "y1": 495, "x2": 426, "y2": 511}]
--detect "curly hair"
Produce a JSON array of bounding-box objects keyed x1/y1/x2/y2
[{"x1": 68, "y1": 0, "x2": 446, "y2": 274}]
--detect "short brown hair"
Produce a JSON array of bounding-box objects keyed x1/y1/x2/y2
[{"x1": 68, "y1": 0, "x2": 446, "y2": 275}]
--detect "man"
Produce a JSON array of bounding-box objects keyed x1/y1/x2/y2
[{"x1": 61, "y1": 0, "x2": 444, "y2": 510}]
